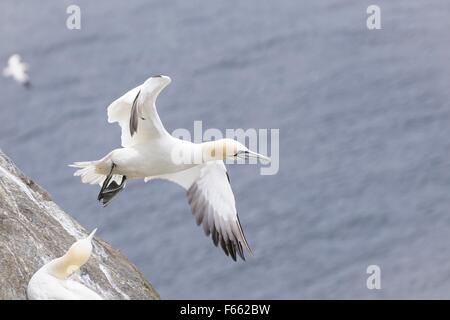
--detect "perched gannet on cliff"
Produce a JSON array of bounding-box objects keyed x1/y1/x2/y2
[
  {"x1": 27, "y1": 229, "x2": 102, "y2": 300},
  {"x1": 3, "y1": 54, "x2": 30, "y2": 87},
  {"x1": 70, "y1": 75, "x2": 270, "y2": 261}
]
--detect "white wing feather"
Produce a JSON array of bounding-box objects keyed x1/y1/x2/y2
[
  {"x1": 27, "y1": 271, "x2": 102, "y2": 300},
  {"x1": 146, "y1": 161, "x2": 252, "y2": 260},
  {"x1": 107, "y1": 76, "x2": 171, "y2": 147}
]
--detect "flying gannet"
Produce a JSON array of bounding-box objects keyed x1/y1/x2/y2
[
  {"x1": 70, "y1": 75, "x2": 270, "y2": 261},
  {"x1": 3, "y1": 54, "x2": 30, "y2": 87},
  {"x1": 27, "y1": 229, "x2": 102, "y2": 300}
]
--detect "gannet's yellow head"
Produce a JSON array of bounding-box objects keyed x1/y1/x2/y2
[
  {"x1": 64, "y1": 229, "x2": 96, "y2": 272},
  {"x1": 49, "y1": 229, "x2": 97, "y2": 279},
  {"x1": 202, "y1": 139, "x2": 271, "y2": 163}
]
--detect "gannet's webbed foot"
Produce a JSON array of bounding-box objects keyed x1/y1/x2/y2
[
  {"x1": 98, "y1": 176, "x2": 126, "y2": 206},
  {"x1": 97, "y1": 164, "x2": 127, "y2": 206}
]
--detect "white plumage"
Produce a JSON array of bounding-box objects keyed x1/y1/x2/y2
[
  {"x1": 27, "y1": 229, "x2": 102, "y2": 300},
  {"x1": 71, "y1": 75, "x2": 270, "y2": 261},
  {"x1": 3, "y1": 54, "x2": 30, "y2": 87}
]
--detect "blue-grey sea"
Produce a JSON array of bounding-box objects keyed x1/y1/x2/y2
[{"x1": 1, "y1": 0, "x2": 450, "y2": 299}]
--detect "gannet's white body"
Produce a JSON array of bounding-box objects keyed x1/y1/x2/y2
[
  {"x1": 3, "y1": 54, "x2": 30, "y2": 87},
  {"x1": 27, "y1": 229, "x2": 102, "y2": 300},
  {"x1": 71, "y1": 75, "x2": 270, "y2": 261}
]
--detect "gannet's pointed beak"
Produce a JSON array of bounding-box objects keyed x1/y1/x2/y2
[
  {"x1": 238, "y1": 151, "x2": 271, "y2": 164},
  {"x1": 86, "y1": 228, "x2": 97, "y2": 242},
  {"x1": 253, "y1": 152, "x2": 271, "y2": 164}
]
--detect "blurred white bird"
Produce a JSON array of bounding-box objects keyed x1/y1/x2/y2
[
  {"x1": 3, "y1": 54, "x2": 30, "y2": 87},
  {"x1": 70, "y1": 75, "x2": 270, "y2": 261},
  {"x1": 27, "y1": 229, "x2": 102, "y2": 300}
]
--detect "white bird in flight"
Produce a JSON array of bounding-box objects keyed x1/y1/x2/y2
[
  {"x1": 27, "y1": 229, "x2": 102, "y2": 300},
  {"x1": 3, "y1": 54, "x2": 30, "y2": 87},
  {"x1": 70, "y1": 75, "x2": 270, "y2": 261}
]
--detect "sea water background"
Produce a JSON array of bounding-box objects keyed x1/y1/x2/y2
[{"x1": 1, "y1": 0, "x2": 450, "y2": 299}]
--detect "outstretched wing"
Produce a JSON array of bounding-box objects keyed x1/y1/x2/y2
[
  {"x1": 107, "y1": 75, "x2": 171, "y2": 147},
  {"x1": 146, "y1": 161, "x2": 252, "y2": 261}
]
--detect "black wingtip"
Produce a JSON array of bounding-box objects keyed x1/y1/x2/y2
[
  {"x1": 187, "y1": 180, "x2": 250, "y2": 262},
  {"x1": 236, "y1": 213, "x2": 252, "y2": 255},
  {"x1": 236, "y1": 242, "x2": 245, "y2": 261},
  {"x1": 212, "y1": 228, "x2": 219, "y2": 247},
  {"x1": 129, "y1": 90, "x2": 141, "y2": 136}
]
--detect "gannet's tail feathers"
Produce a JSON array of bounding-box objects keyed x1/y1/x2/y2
[
  {"x1": 70, "y1": 161, "x2": 123, "y2": 186},
  {"x1": 69, "y1": 161, "x2": 105, "y2": 185},
  {"x1": 70, "y1": 158, "x2": 125, "y2": 205}
]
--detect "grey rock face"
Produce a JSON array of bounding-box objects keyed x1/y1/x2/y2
[{"x1": 0, "y1": 150, "x2": 159, "y2": 300}]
